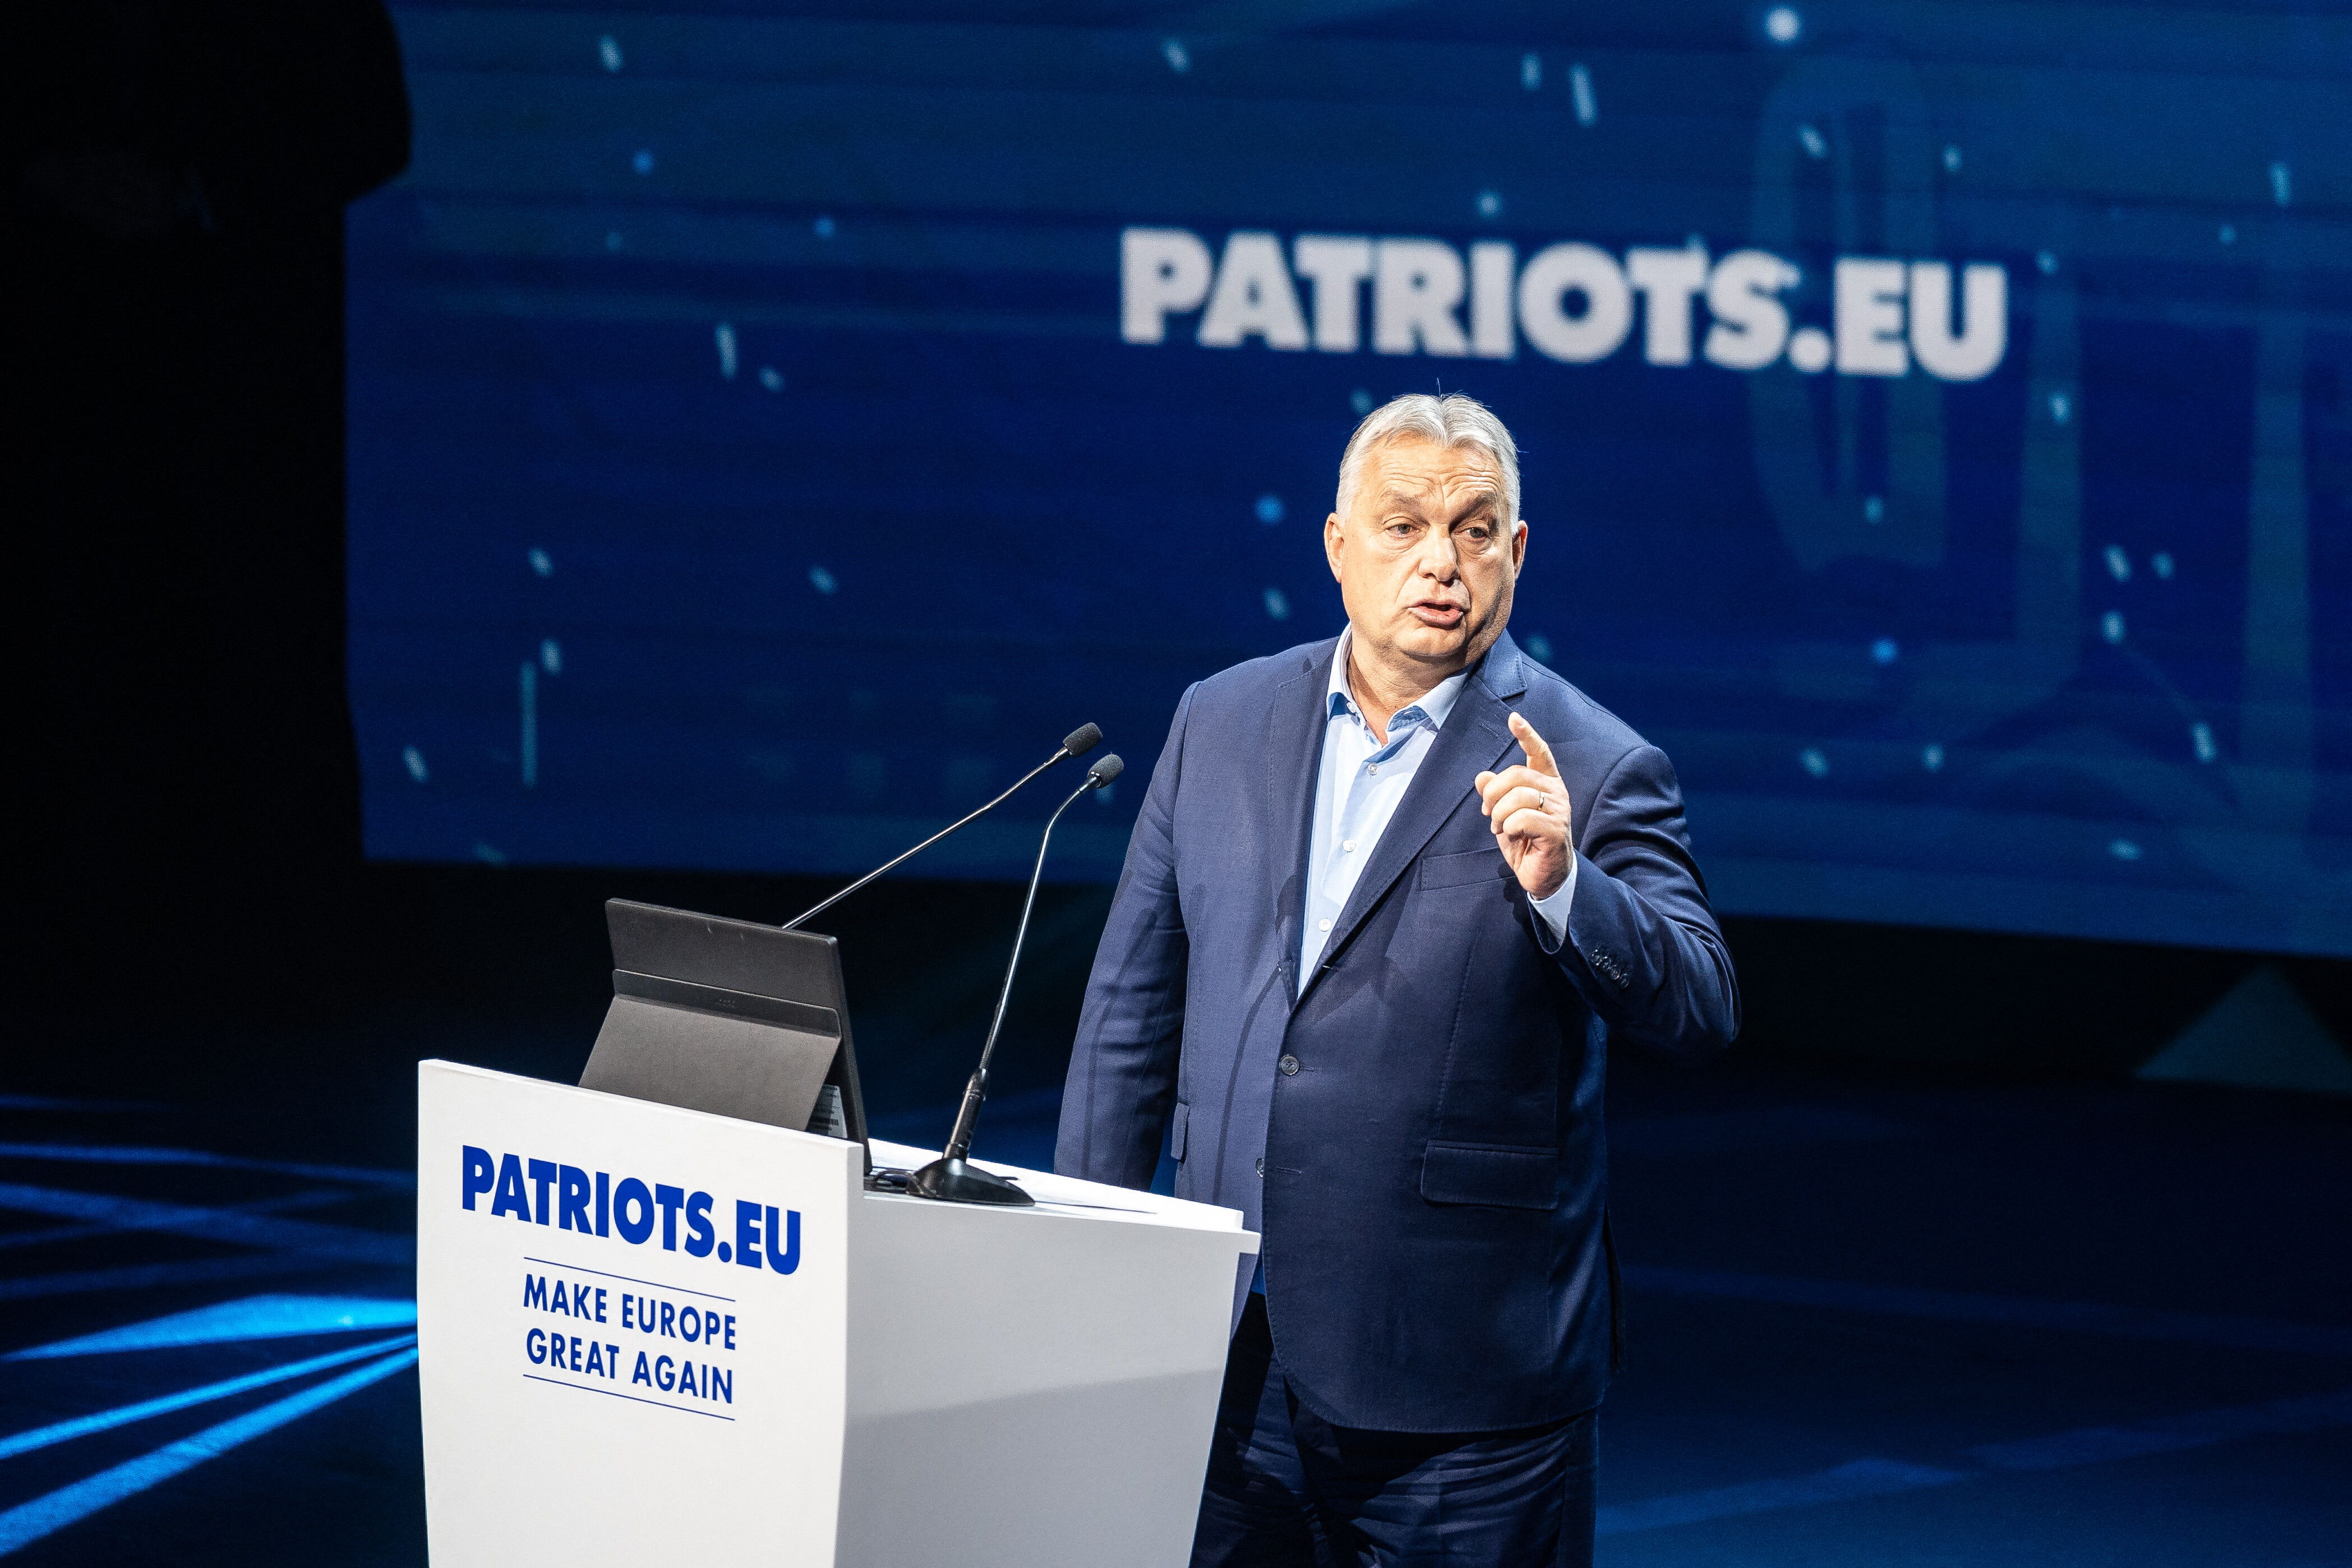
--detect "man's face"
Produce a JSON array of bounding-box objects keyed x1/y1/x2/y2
[{"x1": 1325, "y1": 435, "x2": 1526, "y2": 676}]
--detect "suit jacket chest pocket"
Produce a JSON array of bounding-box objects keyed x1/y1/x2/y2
[
  {"x1": 1416, "y1": 847, "x2": 1511, "y2": 893},
  {"x1": 1397, "y1": 847, "x2": 1514, "y2": 961},
  {"x1": 1390, "y1": 848, "x2": 1511, "y2": 980}
]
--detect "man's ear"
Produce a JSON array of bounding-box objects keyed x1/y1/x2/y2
[
  {"x1": 1510, "y1": 519, "x2": 1528, "y2": 575},
  {"x1": 1325, "y1": 511, "x2": 1346, "y2": 582}
]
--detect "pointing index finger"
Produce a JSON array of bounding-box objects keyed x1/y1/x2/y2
[{"x1": 1507, "y1": 712, "x2": 1561, "y2": 777}]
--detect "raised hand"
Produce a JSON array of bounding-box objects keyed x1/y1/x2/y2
[{"x1": 1474, "y1": 712, "x2": 1575, "y2": 901}]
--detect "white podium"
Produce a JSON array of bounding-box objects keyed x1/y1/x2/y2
[{"x1": 416, "y1": 1060, "x2": 1256, "y2": 1567}]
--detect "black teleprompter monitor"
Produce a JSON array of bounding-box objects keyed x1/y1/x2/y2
[{"x1": 578, "y1": 900, "x2": 870, "y2": 1168}]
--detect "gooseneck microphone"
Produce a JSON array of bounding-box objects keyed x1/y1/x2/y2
[
  {"x1": 781, "y1": 723, "x2": 1101, "y2": 931},
  {"x1": 908, "y1": 751, "x2": 1125, "y2": 1206}
]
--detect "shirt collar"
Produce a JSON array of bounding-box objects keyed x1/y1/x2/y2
[{"x1": 1325, "y1": 626, "x2": 1472, "y2": 731}]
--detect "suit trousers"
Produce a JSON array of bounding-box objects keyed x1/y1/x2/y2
[{"x1": 1190, "y1": 1295, "x2": 1598, "y2": 1568}]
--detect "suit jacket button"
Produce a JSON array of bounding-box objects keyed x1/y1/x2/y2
[
  {"x1": 1255, "y1": 1157, "x2": 1265, "y2": 1176},
  {"x1": 1278, "y1": 1055, "x2": 1300, "y2": 1076}
]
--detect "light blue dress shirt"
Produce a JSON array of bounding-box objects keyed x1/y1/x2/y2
[
  {"x1": 1253, "y1": 631, "x2": 1576, "y2": 1292},
  {"x1": 1299, "y1": 630, "x2": 1575, "y2": 989}
]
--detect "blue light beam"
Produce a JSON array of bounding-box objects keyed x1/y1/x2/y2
[
  {"x1": 0, "y1": 1346, "x2": 419, "y2": 1556},
  {"x1": 0, "y1": 1255, "x2": 344, "y2": 1306},
  {"x1": 0, "y1": 1188, "x2": 373, "y2": 1254},
  {"x1": 0, "y1": 1184, "x2": 411, "y2": 1266},
  {"x1": 1624, "y1": 1263, "x2": 2352, "y2": 1358},
  {"x1": 0, "y1": 1334, "x2": 417, "y2": 1459},
  {"x1": 0, "y1": 1143, "x2": 413, "y2": 1189},
  {"x1": 1598, "y1": 1457, "x2": 1965, "y2": 1535},
  {"x1": 7, "y1": 1295, "x2": 418, "y2": 1359},
  {"x1": 1597, "y1": 1385, "x2": 2352, "y2": 1536}
]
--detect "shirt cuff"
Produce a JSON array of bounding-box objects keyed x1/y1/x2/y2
[{"x1": 1529, "y1": 853, "x2": 1578, "y2": 946}]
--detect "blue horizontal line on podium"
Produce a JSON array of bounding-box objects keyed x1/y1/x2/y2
[
  {"x1": 522, "y1": 1374, "x2": 734, "y2": 1421},
  {"x1": 523, "y1": 1256, "x2": 735, "y2": 1303}
]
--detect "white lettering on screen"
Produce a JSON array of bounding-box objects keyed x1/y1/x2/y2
[{"x1": 1119, "y1": 227, "x2": 2006, "y2": 380}]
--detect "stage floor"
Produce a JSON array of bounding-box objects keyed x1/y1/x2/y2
[{"x1": 2, "y1": 1020, "x2": 2346, "y2": 1565}]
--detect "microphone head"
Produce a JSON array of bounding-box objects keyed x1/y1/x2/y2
[
  {"x1": 1088, "y1": 754, "x2": 1126, "y2": 786},
  {"x1": 1062, "y1": 722, "x2": 1103, "y2": 758}
]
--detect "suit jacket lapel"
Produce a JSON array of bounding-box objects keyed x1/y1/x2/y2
[
  {"x1": 1298, "y1": 634, "x2": 1532, "y2": 1006},
  {"x1": 1265, "y1": 638, "x2": 1340, "y2": 999}
]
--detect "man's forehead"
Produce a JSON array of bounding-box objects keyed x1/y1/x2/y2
[
  {"x1": 1368, "y1": 436, "x2": 1500, "y2": 480},
  {"x1": 1368, "y1": 441, "x2": 1505, "y2": 502}
]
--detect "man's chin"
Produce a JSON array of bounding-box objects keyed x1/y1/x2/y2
[{"x1": 1392, "y1": 625, "x2": 1477, "y2": 665}]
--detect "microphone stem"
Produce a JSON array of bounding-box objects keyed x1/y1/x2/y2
[
  {"x1": 782, "y1": 746, "x2": 1071, "y2": 931},
  {"x1": 944, "y1": 774, "x2": 1093, "y2": 1161}
]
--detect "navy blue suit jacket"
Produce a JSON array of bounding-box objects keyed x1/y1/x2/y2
[{"x1": 1055, "y1": 631, "x2": 1738, "y2": 1433}]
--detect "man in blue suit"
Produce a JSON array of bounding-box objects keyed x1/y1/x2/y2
[{"x1": 1055, "y1": 393, "x2": 1740, "y2": 1566}]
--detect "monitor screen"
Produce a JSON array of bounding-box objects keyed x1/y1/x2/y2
[{"x1": 347, "y1": 1, "x2": 2350, "y2": 955}]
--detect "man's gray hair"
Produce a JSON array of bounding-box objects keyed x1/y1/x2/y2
[{"x1": 1335, "y1": 393, "x2": 1521, "y2": 525}]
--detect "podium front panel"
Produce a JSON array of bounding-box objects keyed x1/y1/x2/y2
[{"x1": 417, "y1": 1060, "x2": 857, "y2": 1567}]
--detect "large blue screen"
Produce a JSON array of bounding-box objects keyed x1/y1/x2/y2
[{"x1": 349, "y1": 1, "x2": 2351, "y2": 955}]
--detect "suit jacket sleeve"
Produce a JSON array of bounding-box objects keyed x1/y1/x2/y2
[
  {"x1": 1054, "y1": 685, "x2": 1196, "y2": 1189},
  {"x1": 1536, "y1": 741, "x2": 1740, "y2": 1066}
]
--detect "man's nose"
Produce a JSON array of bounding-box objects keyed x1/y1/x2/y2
[{"x1": 1415, "y1": 535, "x2": 1461, "y2": 581}]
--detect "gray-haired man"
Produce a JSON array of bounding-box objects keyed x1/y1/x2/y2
[{"x1": 1058, "y1": 394, "x2": 1739, "y2": 1564}]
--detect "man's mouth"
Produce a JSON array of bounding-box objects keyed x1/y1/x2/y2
[{"x1": 1408, "y1": 600, "x2": 1466, "y2": 628}]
